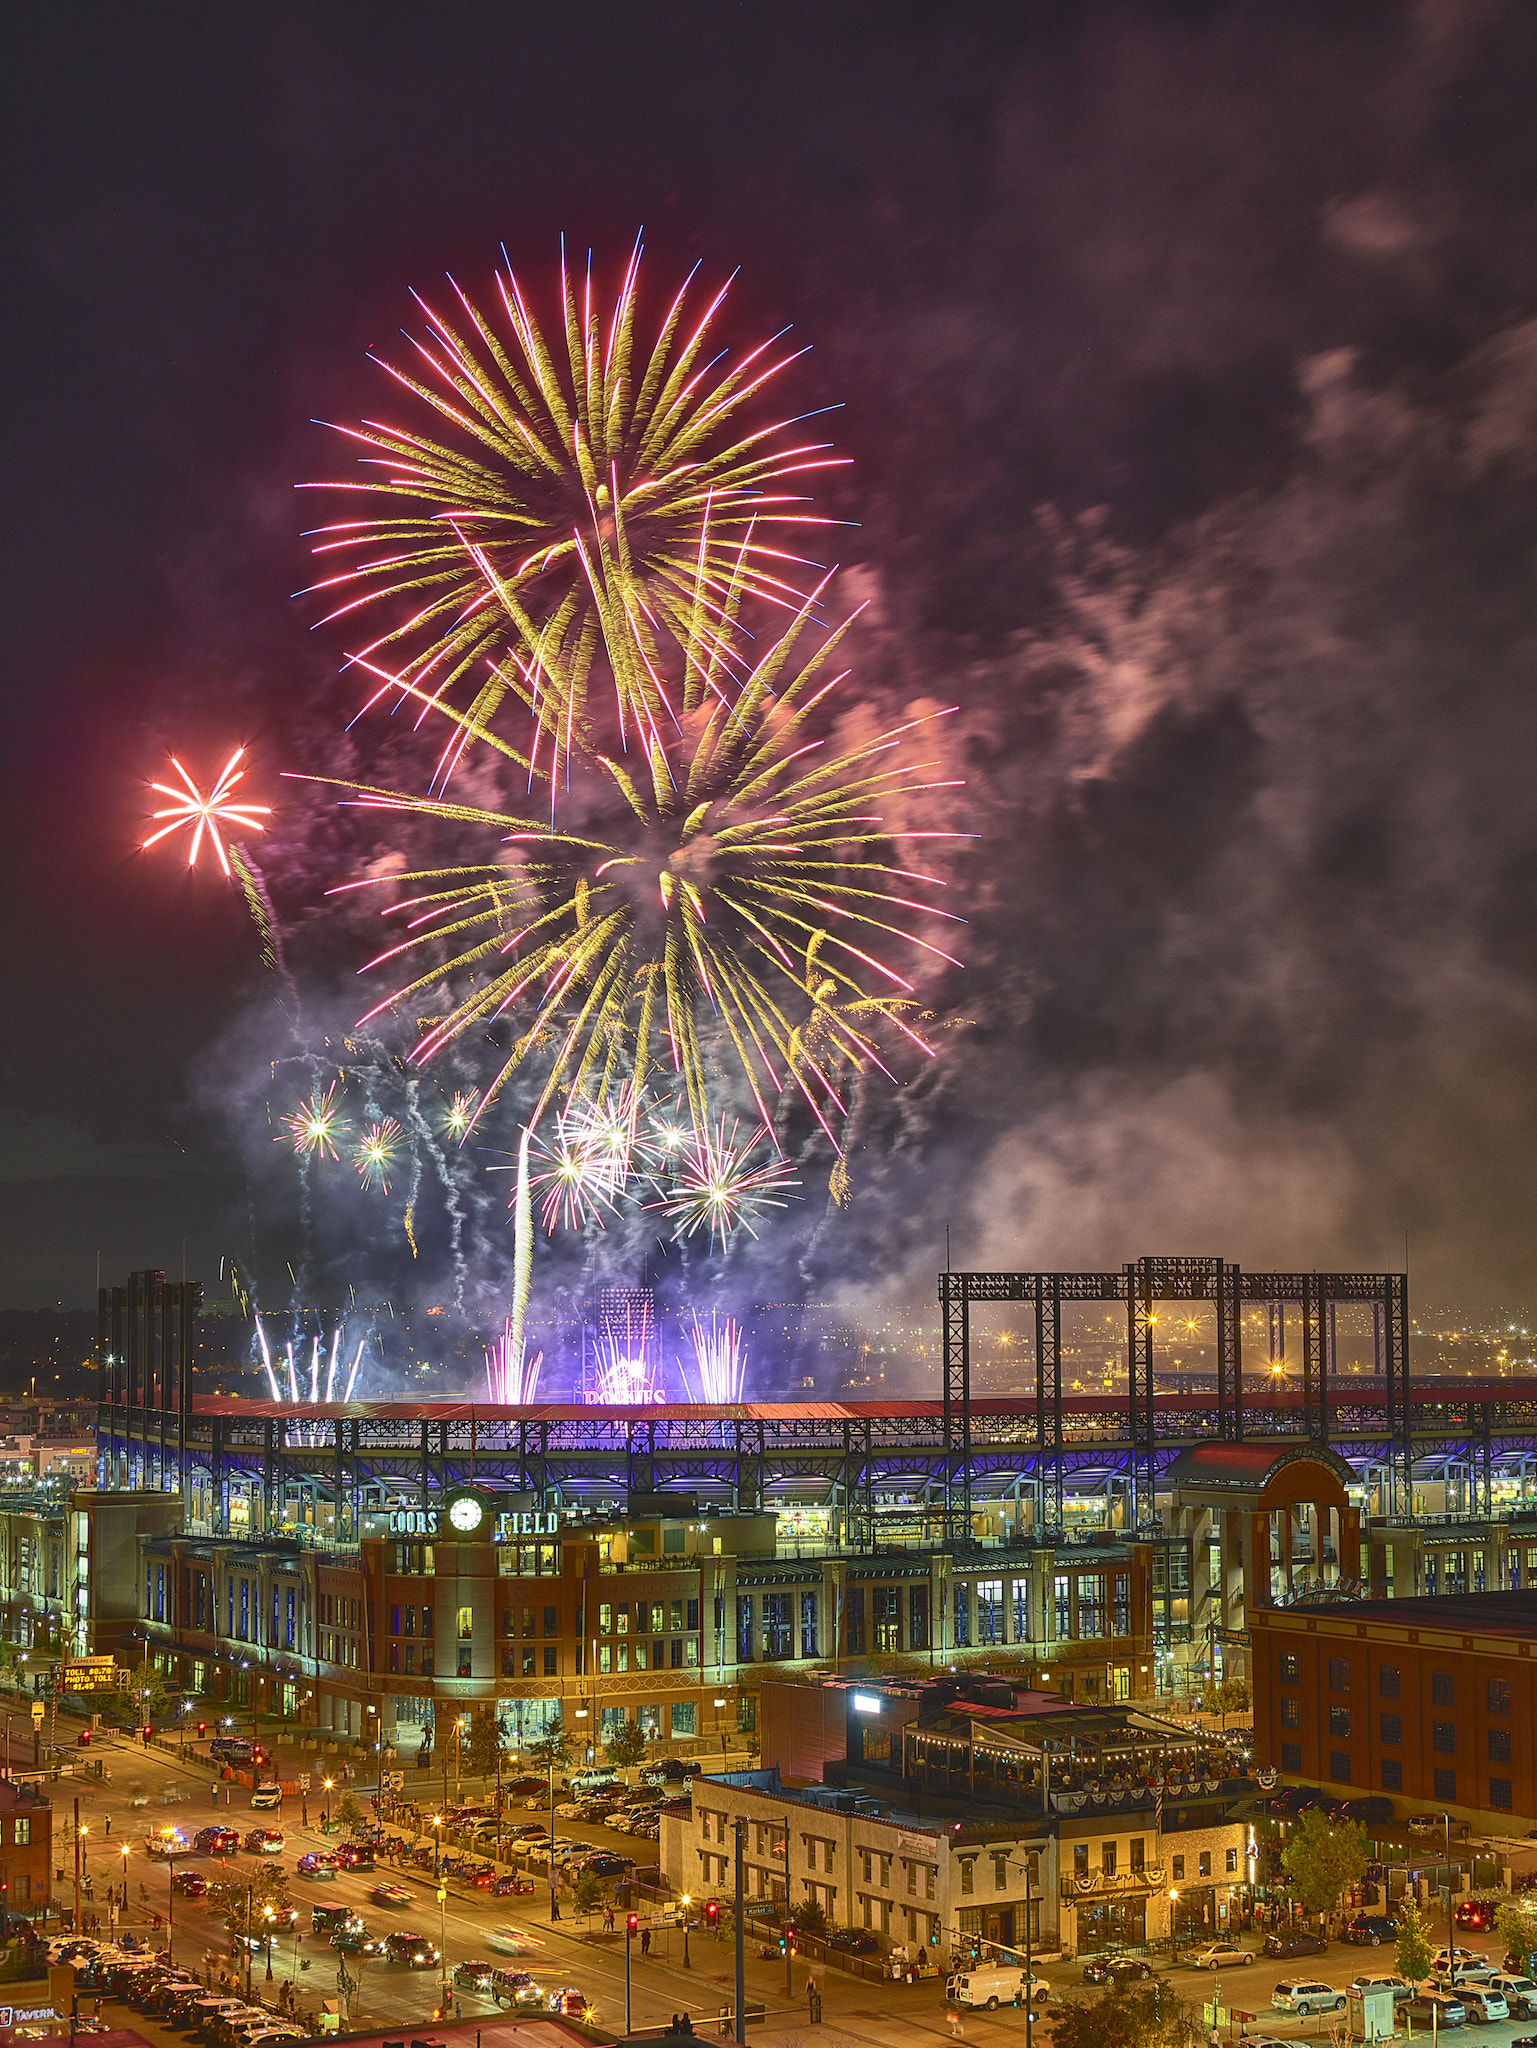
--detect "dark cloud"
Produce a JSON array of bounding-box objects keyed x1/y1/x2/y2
[{"x1": 7, "y1": 0, "x2": 1537, "y2": 1337}]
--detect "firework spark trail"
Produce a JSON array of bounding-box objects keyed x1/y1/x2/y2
[
  {"x1": 285, "y1": 1344, "x2": 300, "y2": 1404},
  {"x1": 686, "y1": 1310, "x2": 746, "y2": 1403},
  {"x1": 143, "y1": 748, "x2": 271, "y2": 876},
  {"x1": 484, "y1": 1319, "x2": 543, "y2": 1403},
  {"x1": 507, "y1": 1126, "x2": 534, "y2": 1372},
  {"x1": 306, "y1": 540, "x2": 968, "y2": 1144},
  {"x1": 300, "y1": 237, "x2": 848, "y2": 782},
  {"x1": 254, "y1": 1315, "x2": 282, "y2": 1401},
  {"x1": 343, "y1": 1339, "x2": 365, "y2": 1402},
  {"x1": 652, "y1": 1118, "x2": 800, "y2": 1246}
]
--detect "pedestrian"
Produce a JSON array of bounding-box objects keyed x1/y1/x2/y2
[
  {"x1": 671, "y1": 2016, "x2": 680, "y2": 2035},
  {"x1": 301, "y1": 1801, "x2": 308, "y2": 1827},
  {"x1": 641, "y1": 1926, "x2": 651, "y2": 1956},
  {"x1": 104, "y1": 1815, "x2": 111, "y2": 1839},
  {"x1": 455, "y1": 2000, "x2": 462, "y2": 2022},
  {"x1": 211, "y1": 1784, "x2": 219, "y2": 1809}
]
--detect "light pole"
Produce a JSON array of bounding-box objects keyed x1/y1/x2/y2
[
  {"x1": 779, "y1": 1816, "x2": 792, "y2": 1997},
  {"x1": 435, "y1": 1875, "x2": 449, "y2": 2016},
  {"x1": 625, "y1": 1909, "x2": 635, "y2": 2033},
  {"x1": 119, "y1": 1844, "x2": 127, "y2": 1931},
  {"x1": 264, "y1": 1907, "x2": 275, "y2": 1980},
  {"x1": 1169, "y1": 1886, "x2": 1180, "y2": 1954},
  {"x1": 322, "y1": 1777, "x2": 333, "y2": 1827},
  {"x1": 681, "y1": 1894, "x2": 691, "y2": 1969},
  {"x1": 165, "y1": 1849, "x2": 174, "y2": 1963}
]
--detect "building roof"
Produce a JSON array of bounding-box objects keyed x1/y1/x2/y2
[
  {"x1": 1164, "y1": 1441, "x2": 1356, "y2": 1493},
  {"x1": 1282, "y1": 1590, "x2": 1537, "y2": 1639}
]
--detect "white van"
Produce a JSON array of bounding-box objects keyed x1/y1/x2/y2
[
  {"x1": 569, "y1": 1767, "x2": 618, "y2": 1793},
  {"x1": 945, "y1": 1966, "x2": 1048, "y2": 2011}
]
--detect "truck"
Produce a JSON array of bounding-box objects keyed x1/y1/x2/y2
[{"x1": 945, "y1": 1966, "x2": 1049, "y2": 2012}]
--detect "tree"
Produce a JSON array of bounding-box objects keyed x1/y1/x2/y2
[
  {"x1": 527, "y1": 1718, "x2": 572, "y2": 1781},
  {"x1": 1397, "y1": 1896, "x2": 1435, "y2": 1985},
  {"x1": 792, "y1": 1897, "x2": 828, "y2": 1940},
  {"x1": 572, "y1": 1870, "x2": 606, "y2": 1920},
  {"x1": 1496, "y1": 1899, "x2": 1537, "y2": 1977},
  {"x1": 465, "y1": 1705, "x2": 508, "y2": 1794},
  {"x1": 1280, "y1": 1809, "x2": 1370, "y2": 1919},
  {"x1": 604, "y1": 1721, "x2": 647, "y2": 1785},
  {"x1": 1047, "y1": 1982, "x2": 1202, "y2": 2048},
  {"x1": 335, "y1": 1791, "x2": 364, "y2": 1836},
  {"x1": 224, "y1": 1864, "x2": 292, "y2": 1955}
]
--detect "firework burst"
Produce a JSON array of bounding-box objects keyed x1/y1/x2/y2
[
  {"x1": 354, "y1": 1116, "x2": 403, "y2": 1191},
  {"x1": 301, "y1": 237, "x2": 844, "y2": 791},
  {"x1": 651, "y1": 1117, "x2": 799, "y2": 1246},
  {"x1": 686, "y1": 1310, "x2": 746, "y2": 1403},
  {"x1": 144, "y1": 748, "x2": 270, "y2": 877},
  {"x1": 484, "y1": 1318, "x2": 543, "y2": 1404},
  {"x1": 442, "y1": 1089, "x2": 478, "y2": 1139},
  {"x1": 280, "y1": 1082, "x2": 348, "y2": 1160},
  {"x1": 312, "y1": 549, "x2": 965, "y2": 1143}
]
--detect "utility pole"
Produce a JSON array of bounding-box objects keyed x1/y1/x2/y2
[
  {"x1": 72, "y1": 1797, "x2": 80, "y2": 1934},
  {"x1": 734, "y1": 1818, "x2": 746, "y2": 2048}
]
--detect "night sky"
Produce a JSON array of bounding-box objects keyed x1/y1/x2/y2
[{"x1": 8, "y1": 2, "x2": 1537, "y2": 1337}]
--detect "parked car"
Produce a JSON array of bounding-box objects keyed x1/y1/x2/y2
[
  {"x1": 1485, "y1": 1973, "x2": 1537, "y2": 2018},
  {"x1": 1350, "y1": 1974, "x2": 1413, "y2": 2004},
  {"x1": 455, "y1": 1961, "x2": 496, "y2": 1992},
  {"x1": 1434, "y1": 1949, "x2": 1496, "y2": 1982},
  {"x1": 1345, "y1": 1915, "x2": 1399, "y2": 1947},
  {"x1": 828, "y1": 1930, "x2": 880, "y2": 1956},
  {"x1": 368, "y1": 1884, "x2": 414, "y2": 1908},
  {"x1": 1192, "y1": 1943, "x2": 1256, "y2": 1970},
  {"x1": 209, "y1": 1738, "x2": 254, "y2": 1764},
  {"x1": 384, "y1": 1930, "x2": 441, "y2": 1969},
  {"x1": 1408, "y1": 1812, "x2": 1454, "y2": 1836},
  {"x1": 1457, "y1": 1900, "x2": 1498, "y2": 1932},
  {"x1": 1264, "y1": 1932, "x2": 1329, "y2": 1959},
  {"x1": 584, "y1": 1853, "x2": 634, "y2": 1877},
  {"x1": 1341, "y1": 1796, "x2": 1396, "y2": 1825},
  {"x1": 1460, "y1": 1986, "x2": 1509, "y2": 2023},
  {"x1": 1406, "y1": 1991, "x2": 1466, "y2": 2028},
  {"x1": 1272, "y1": 1981, "x2": 1346, "y2": 2017}
]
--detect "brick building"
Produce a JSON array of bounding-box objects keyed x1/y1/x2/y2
[{"x1": 1252, "y1": 1592, "x2": 1537, "y2": 1832}]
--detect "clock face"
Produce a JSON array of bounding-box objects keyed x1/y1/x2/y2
[{"x1": 447, "y1": 1493, "x2": 484, "y2": 1534}]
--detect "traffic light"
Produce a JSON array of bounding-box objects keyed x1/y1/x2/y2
[
  {"x1": 704, "y1": 1901, "x2": 719, "y2": 1928},
  {"x1": 929, "y1": 1926, "x2": 939, "y2": 1945},
  {"x1": 197, "y1": 1721, "x2": 206, "y2": 1738},
  {"x1": 141, "y1": 1726, "x2": 151, "y2": 1747},
  {"x1": 784, "y1": 1924, "x2": 796, "y2": 1956},
  {"x1": 626, "y1": 1913, "x2": 639, "y2": 1935},
  {"x1": 78, "y1": 1729, "x2": 90, "y2": 1747}
]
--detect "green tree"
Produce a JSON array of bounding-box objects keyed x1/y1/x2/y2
[
  {"x1": 1047, "y1": 1981, "x2": 1202, "y2": 2048},
  {"x1": 1496, "y1": 1899, "x2": 1537, "y2": 1977},
  {"x1": 224, "y1": 1865, "x2": 292, "y2": 1954},
  {"x1": 335, "y1": 1791, "x2": 364, "y2": 1836},
  {"x1": 573, "y1": 1870, "x2": 606, "y2": 1920},
  {"x1": 604, "y1": 1721, "x2": 647, "y2": 1785},
  {"x1": 791, "y1": 1897, "x2": 828, "y2": 1941},
  {"x1": 1280, "y1": 1809, "x2": 1370, "y2": 1919},
  {"x1": 1396, "y1": 1896, "x2": 1435, "y2": 1985},
  {"x1": 465, "y1": 1705, "x2": 508, "y2": 1794},
  {"x1": 527, "y1": 1718, "x2": 572, "y2": 1781}
]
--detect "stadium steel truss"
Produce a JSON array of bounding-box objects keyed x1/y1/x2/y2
[{"x1": 96, "y1": 1263, "x2": 1537, "y2": 1544}]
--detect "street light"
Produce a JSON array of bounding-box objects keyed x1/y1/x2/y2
[
  {"x1": 264, "y1": 1907, "x2": 275, "y2": 1980},
  {"x1": 681, "y1": 1894, "x2": 691, "y2": 1969},
  {"x1": 322, "y1": 1777, "x2": 334, "y2": 1827},
  {"x1": 1169, "y1": 1886, "x2": 1180, "y2": 1950}
]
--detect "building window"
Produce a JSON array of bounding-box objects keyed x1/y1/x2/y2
[
  {"x1": 457, "y1": 1606, "x2": 473, "y2": 1640},
  {"x1": 1431, "y1": 1671, "x2": 1453, "y2": 1707},
  {"x1": 1171, "y1": 1855, "x2": 1185, "y2": 1882},
  {"x1": 1489, "y1": 1678, "x2": 1511, "y2": 1715},
  {"x1": 458, "y1": 1645, "x2": 472, "y2": 1678},
  {"x1": 670, "y1": 1702, "x2": 695, "y2": 1737},
  {"x1": 801, "y1": 1593, "x2": 820, "y2": 1658},
  {"x1": 1432, "y1": 1722, "x2": 1455, "y2": 1755},
  {"x1": 1328, "y1": 1657, "x2": 1350, "y2": 1692},
  {"x1": 1198, "y1": 1853, "x2": 1211, "y2": 1878},
  {"x1": 1281, "y1": 1697, "x2": 1301, "y2": 1728},
  {"x1": 500, "y1": 1650, "x2": 516, "y2": 1678},
  {"x1": 737, "y1": 1696, "x2": 756, "y2": 1734},
  {"x1": 1379, "y1": 1664, "x2": 1400, "y2": 1698},
  {"x1": 543, "y1": 1647, "x2": 557, "y2": 1676},
  {"x1": 1076, "y1": 1575, "x2": 1103, "y2": 1640},
  {"x1": 737, "y1": 1595, "x2": 754, "y2": 1662},
  {"x1": 1130, "y1": 1838, "x2": 1144, "y2": 1873},
  {"x1": 1329, "y1": 1706, "x2": 1350, "y2": 1737},
  {"x1": 1381, "y1": 1759, "x2": 1403, "y2": 1791},
  {"x1": 1330, "y1": 1752, "x2": 1351, "y2": 1783},
  {"x1": 1490, "y1": 1728, "x2": 1512, "y2": 1763},
  {"x1": 14, "y1": 1818, "x2": 30, "y2": 1846},
  {"x1": 960, "y1": 1861, "x2": 974, "y2": 1897},
  {"x1": 1491, "y1": 1778, "x2": 1513, "y2": 1812},
  {"x1": 1226, "y1": 1847, "x2": 1238, "y2": 1873},
  {"x1": 1434, "y1": 1768, "x2": 1456, "y2": 1801},
  {"x1": 951, "y1": 1584, "x2": 968, "y2": 1650},
  {"x1": 1101, "y1": 1844, "x2": 1117, "y2": 1877},
  {"x1": 1073, "y1": 1844, "x2": 1088, "y2": 1879},
  {"x1": 1281, "y1": 1743, "x2": 1301, "y2": 1773},
  {"x1": 908, "y1": 1586, "x2": 929, "y2": 1653},
  {"x1": 764, "y1": 1594, "x2": 792, "y2": 1660},
  {"x1": 1053, "y1": 1575, "x2": 1070, "y2": 1640},
  {"x1": 1380, "y1": 1714, "x2": 1401, "y2": 1747},
  {"x1": 1280, "y1": 1653, "x2": 1299, "y2": 1682}
]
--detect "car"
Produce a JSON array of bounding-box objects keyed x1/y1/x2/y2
[
  {"x1": 296, "y1": 1851, "x2": 337, "y2": 1879},
  {"x1": 493, "y1": 1875, "x2": 534, "y2": 1897},
  {"x1": 1350, "y1": 1973, "x2": 1414, "y2": 2004},
  {"x1": 210, "y1": 1737, "x2": 255, "y2": 1764},
  {"x1": 555, "y1": 1801, "x2": 586, "y2": 1820},
  {"x1": 546, "y1": 1988, "x2": 590, "y2": 2018},
  {"x1": 1434, "y1": 1949, "x2": 1496, "y2": 1982},
  {"x1": 193, "y1": 1827, "x2": 240, "y2": 1855},
  {"x1": 244, "y1": 1829, "x2": 284, "y2": 1854},
  {"x1": 1457, "y1": 1900, "x2": 1498, "y2": 1932},
  {"x1": 1192, "y1": 1944, "x2": 1256, "y2": 1970},
  {"x1": 333, "y1": 1843, "x2": 374, "y2": 1870},
  {"x1": 1459, "y1": 1986, "x2": 1508, "y2": 2023},
  {"x1": 143, "y1": 1826, "x2": 191, "y2": 1858},
  {"x1": 172, "y1": 1871, "x2": 209, "y2": 1897},
  {"x1": 249, "y1": 1787, "x2": 283, "y2": 1811},
  {"x1": 368, "y1": 1883, "x2": 414, "y2": 1908},
  {"x1": 1272, "y1": 1981, "x2": 1346, "y2": 2017},
  {"x1": 1264, "y1": 1931, "x2": 1329, "y2": 1959},
  {"x1": 513, "y1": 1822, "x2": 549, "y2": 1840},
  {"x1": 828, "y1": 1930, "x2": 880, "y2": 1956},
  {"x1": 330, "y1": 1930, "x2": 386, "y2": 1957},
  {"x1": 311, "y1": 1905, "x2": 362, "y2": 1936},
  {"x1": 470, "y1": 1864, "x2": 497, "y2": 1889},
  {"x1": 1341, "y1": 1796, "x2": 1396, "y2": 1825},
  {"x1": 384, "y1": 1930, "x2": 441, "y2": 1969},
  {"x1": 1408, "y1": 1812, "x2": 1453, "y2": 1835},
  {"x1": 492, "y1": 1970, "x2": 546, "y2": 2008},
  {"x1": 486, "y1": 1926, "x2": 541, "y2": 1956},
  {"x1": 1487, "y1": 1974, "x2": 1537, "y2": 2017},
  {"x1": 1345, "y1": 1915, "x2": 1399, "y2": 1946},
  {"x1": 1081, "y1": 1956, "x2": 1155, "y2": 1984},
  {"x1": 455, "y1": 1962, "x2": 496, "y2": 1992},
  {"x1": 1407, "y1": 1991, "x2": 1467, "y2": 2028},
  {"x1": 584, "y1": 1853, "x2": 634, "y2": 1877}
]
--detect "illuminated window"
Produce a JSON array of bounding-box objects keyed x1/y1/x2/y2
[{"x1": 457, "y1": 1606, "x2": 472, "y2": 1640}]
